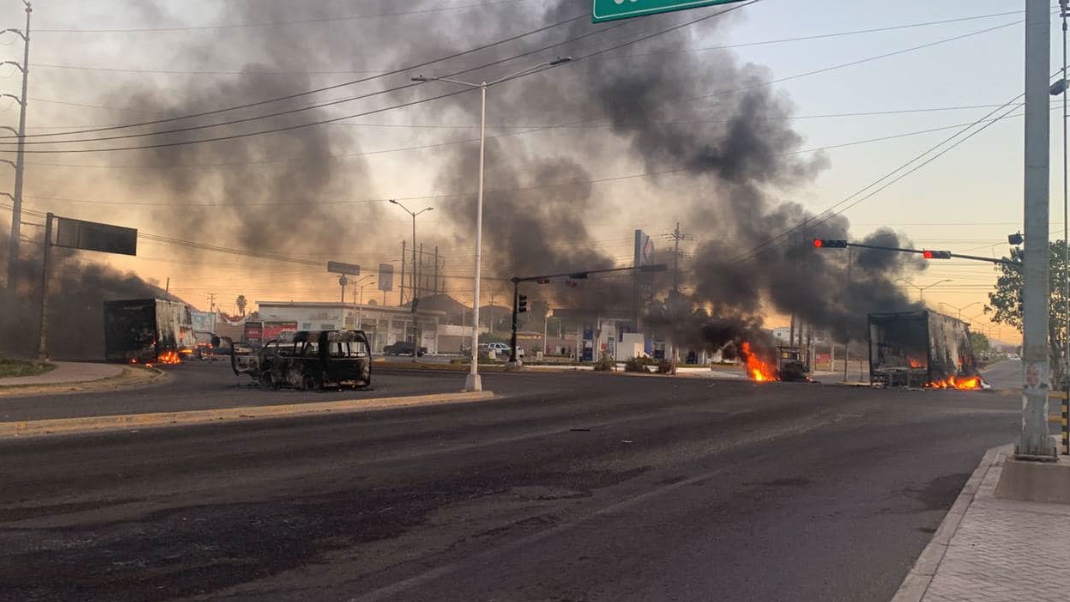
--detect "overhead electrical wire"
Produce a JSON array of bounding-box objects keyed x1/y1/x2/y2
[
  {"x1": 2, "y1": 11, "x2": 594, "y2": 140},
  {"x1": 27, "y1": 7, "x2": 1030, "y2": 77},
  {"x1": 33, "y1": 0, "x2": 529, "y2": 33},
  {"x1": 732, "y1": 95, "x2": 1029, "y2": 264},
  {"x1": 0, "y1": 2, "x2": 758, "y2": 269},
  {"x1": 0, "y1": 1, "x2": 757, "y2": 153}
]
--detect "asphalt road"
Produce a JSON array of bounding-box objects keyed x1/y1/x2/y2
[
  {"x1": 0, "y1": 371, "x2": 1021, "y2": 602},
  {"x1": 981, "y1": 359, "x2": 1021, "y2": 390},
  {"x1": 0, "y1": 361, "x2": 473, "y2": 422}
]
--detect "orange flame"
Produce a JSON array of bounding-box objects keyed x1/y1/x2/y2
[
  {"x1": 927, "y1": 375, "x2": 982, "y2": 390},
  {"x1": 741, "y1": 342, "x2": 779, "y2": 382},
  {"x1": 908, "y1": 357, "x2": 924, "y2": 369},
  {"x1": 155, "y1": 350, "x2": 183, "y2": 365}
]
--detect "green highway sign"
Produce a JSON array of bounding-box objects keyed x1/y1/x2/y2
[{"x1": 592, "y1": 0, "x2": 746, "y2": 23}]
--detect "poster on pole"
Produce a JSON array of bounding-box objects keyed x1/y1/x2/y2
[{"x1": 379, "y1": 263, "x2": 394, "y2": 292}]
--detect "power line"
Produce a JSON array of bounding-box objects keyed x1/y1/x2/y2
[
  {"x1": 8, "y1": 113, "x2": 1026, "y2": 209},
  {"x1": 26, "y1": 7, "x2": 1028, "y2": 76},
  {"x1": 0, "y1": 2, "x2": 754, "y2": 153},
  {"x1": 734, "y1": 96, "x2": 1026, "y2": 264},
  {"x1": 5, "y1": 11, "x2": 593, "y2": 141},
  {"x1": 33, "y1": 0, "x2": 528, "y2": 33}
]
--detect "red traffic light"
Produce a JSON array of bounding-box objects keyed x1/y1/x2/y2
[
  {"x1": 813, "y1": 239, "x2": 848, "y2": 249},
  {"x1": 922, "y1": 250, "x2": 952, "y2": 259},
  {"x1": 536, "y1": 278, "x2": 550, "y2": 284},
  {"x1": 813, "y1": 239, "x2": 823, "y2": 248}
]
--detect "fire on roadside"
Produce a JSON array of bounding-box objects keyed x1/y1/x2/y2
[
  {"x1": 156, "y1": 350, "x2": 183, "y2": 365},
  {"x1": 741, "y1": 341, "x2": 779, "y2": 382},
  {"x1": 927, "y1": 375, "x2": 983, "y2": 390}
]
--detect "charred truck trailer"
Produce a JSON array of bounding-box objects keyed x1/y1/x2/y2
[
  {"x1": 868, "y1": 311, "x2": 980, "y2": 388},
  {"x1": 103, "y1": 299, "x2": 196, "y2": 363}
]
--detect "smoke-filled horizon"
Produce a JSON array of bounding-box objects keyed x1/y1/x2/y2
[{"x1": 0, "y1": 0, "x2": 929, "y2": 357}]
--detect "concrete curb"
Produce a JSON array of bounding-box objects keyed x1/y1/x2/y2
[
  {"x1": 0, "y1": 390, "x2": 495, "y2": 439},
  {"x1": 0, "y1": 366, "x2": 166, "y2": 397},
  {"x1": 889, "y1": 443, "x2": 1011, "y2": 602}
]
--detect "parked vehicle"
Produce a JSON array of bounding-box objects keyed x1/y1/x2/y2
[
  {"x1": 229, "y1": 330, "x2": 372, "y2": 390},
  {"x1": 383, "y1": 341, "x2": 427, "y2": 356},
  {"x1": 484, "y1": 342, "x2": 524, "y2": 358}
]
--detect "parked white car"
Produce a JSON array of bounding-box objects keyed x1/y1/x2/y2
[{"x1": 483, "y1": 342, "x2": 524, "y2": 358}]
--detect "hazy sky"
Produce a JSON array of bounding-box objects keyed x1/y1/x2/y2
[{"x1": 0, "y1": 0, "x2": 1056, "y2": 344}]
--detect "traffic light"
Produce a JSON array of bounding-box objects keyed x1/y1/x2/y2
[
  {"x1": 536, "y1": 278, "x2": 551, "y2": 284},
  {"x1": 518, "y1": 294, "x2": 528, "y2": 313},
  {"x1": 922, "y1": 250, "x2": 952, "y2": 259},
  {"x1": 813, "y1": 239, "x2": 848, "y2": 248},
  {"x1": 568, "y1": 272, "x2": 589, "y2": 279}
]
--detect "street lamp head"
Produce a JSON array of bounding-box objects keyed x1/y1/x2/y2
[
  {"x1": 549, "y1": 56, "x2": 572, "y2": 66},
  {"x1": 411, "y1": 76, "x2": 429, "y2": 82},
  {"x1": 425, "y1": 207, "x2": 434, "y2": 212},
  {"x1": 388, "y1": 199, "x2": 398, "y2": 205}
]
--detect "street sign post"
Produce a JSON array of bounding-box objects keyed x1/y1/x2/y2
[
  {"x1": 592, "y1": 0, "x2": 745, "y2": 23},
  {"x1": 39, "y1": 213, "x2": 139, "y2": 359}
]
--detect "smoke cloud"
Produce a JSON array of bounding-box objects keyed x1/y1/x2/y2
[{"x1": 0, "y1": 0, "x2": 931, "y2": 359}]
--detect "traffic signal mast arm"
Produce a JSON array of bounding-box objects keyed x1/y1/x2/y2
[{"x1": 813, "y1": 239, "x2": 1019, "y2": 267}]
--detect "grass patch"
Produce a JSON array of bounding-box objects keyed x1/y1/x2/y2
[{"x1": 0, "y1": 356, "x2": 56, "y2": 379}]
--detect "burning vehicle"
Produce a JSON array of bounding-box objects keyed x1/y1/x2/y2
[
  {"x1": 103, "y1": 299, "x2": 196, "y2": 365},
  {"x1": 230, "y1": 329, "x2": 372, "y2": 390},
  {"x1": 868, "y1": 311, "x2": 984, "y2": 389},
  {"x1": 741, "y1": 342, "x2": 811, "y2": 383}
]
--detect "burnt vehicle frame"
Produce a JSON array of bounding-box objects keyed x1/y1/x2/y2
[{"x1": 230, "y1": 330, "x2": 372, "y2": 390}]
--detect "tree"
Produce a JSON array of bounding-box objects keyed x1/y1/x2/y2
[
  {"x1": 969, "y1": 332, "x2": 989, "y2": 357},
  {"x1": 235, "y1": 295, "x2": 248, "y2": 317},
  {"x1": 986, "y1": 241, "x2": 1069, "y2": 383}
]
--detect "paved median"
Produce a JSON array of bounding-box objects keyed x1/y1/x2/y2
[{"x1": 0, "y1": 390, "x2": 495, "y2": 438}]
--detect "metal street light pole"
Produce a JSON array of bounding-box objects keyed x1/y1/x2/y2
[
  {"x1": 895, "y1": 278, "x2": 953, "y2": 303},
  {"x1": 388, "y1": 200, "x2": 432, "y2": 362},
  {"x1": 939, "y1": 301, "x2": 980, "y2": 320},
  {"x1": 412, "y1": 56, "x2": 571, "y2": 392}
]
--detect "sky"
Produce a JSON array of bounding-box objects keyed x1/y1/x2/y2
[{"x1": 0, "y1": 0, "x2": 1059, "y2": 345}]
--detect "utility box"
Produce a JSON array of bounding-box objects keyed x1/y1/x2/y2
[{"x1": 868, "y1": 311, "x2": 978, "y2": 387}]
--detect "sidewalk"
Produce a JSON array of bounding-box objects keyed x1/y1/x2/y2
[
  {"x1": 0, "y1": 361, "x2": 122, "y2": 387},
  {"x1": 893, "y1": 444, "x2": 1070, "y2": 602}
]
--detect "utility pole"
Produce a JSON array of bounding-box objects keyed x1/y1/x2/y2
[
  {"x1": 433, "y1": 246, "x2": 439, "y2": 297},
  {"x1": 5, "y1": 2, "x2": 31, "y2": 288},
  {"x1": 667, "y1": 222, "x2": 692, "y2": 294},
  {"x1": 400, "y1": 240, "x2": 406, "y2": 306},
  {"x1": 1019, "y1": 0, "x2": 1055, "y2": 459},
  {"x1": 489, "y1": 292, "x2": 495, "y2": 334},
  {"x1": 207, "y1": 292, "x2": 216, "y2": 312}
]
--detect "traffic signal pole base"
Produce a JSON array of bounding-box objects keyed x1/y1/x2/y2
[
  {"x1": 505, "y1": 360, "x2": 523, "y2": 371},
  {"x1": 464, "y1": 372, "x2": 483, "y2": 392}
]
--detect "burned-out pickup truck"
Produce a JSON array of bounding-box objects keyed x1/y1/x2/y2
[{"x1": 230, "y1": 330, "x2": 372, "y2": 390}]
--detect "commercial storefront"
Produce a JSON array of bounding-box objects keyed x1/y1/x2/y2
[{"x1": 256, "y1": 302, "x2": 447, "y2": 354}]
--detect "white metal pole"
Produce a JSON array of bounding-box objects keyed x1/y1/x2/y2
[
  {"x1": 1019, "y1": 0, "x2": 1054, "y2": 459},
  {"x1": 465, "y1": 84, "x2": 487, "y2": 392}
]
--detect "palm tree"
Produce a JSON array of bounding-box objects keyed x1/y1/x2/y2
[{"x1": 235, "y1": 295, "x2": 247, "y2": 317}]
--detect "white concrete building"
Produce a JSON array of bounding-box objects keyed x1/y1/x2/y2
[{"x1": 256, "y1": 301, "x2": 450, "y2": 354}]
